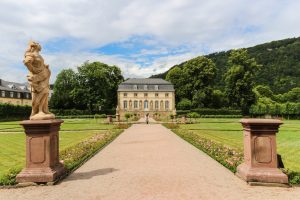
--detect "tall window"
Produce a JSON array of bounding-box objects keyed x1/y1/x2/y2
[
  {"x1": 123, "y1": 100, "x2": 127, "y2": 109},
  {"x1": 144, "y1": 100, "x2": 148, "y2": 109},
  {"x1": 155, "y1": 85, "x2": 159, "y2": 90},
  {"x1": 134, "y1": 100, "x2": 138, "y2": 109},
  {"x1": 17, "y1": 93, "x2": 21, "y2": 98},
  {"x1": 1, "y1": 91, "x2": 5, "y2": 97},
  {"x1": 165, "y1": 101, "x2": 169, "y2": 110},
  {"x1": 10, "y1": 92, "x2": 13, "y2": 98},
  {"x1": 155, "y1": 101, "x2": 159, "y2": 109}
]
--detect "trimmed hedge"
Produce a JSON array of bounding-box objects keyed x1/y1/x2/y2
[
  {"x1": 51, "y1": 109, "x2": 116, "y2": 116},
  {"x1": 56, "y1": 114, "x2": 107, "y2": 119},
  {"x1": 250, "y1": 103, "x2": 300, "y2": 118},
  {"x1": 176, "y1": 108, "x2": 242, "y2": 117},
  {"x1": 0, "y1": 103, "x2": 31, "y2": 120}
]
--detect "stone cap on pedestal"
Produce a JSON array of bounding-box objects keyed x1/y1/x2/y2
[
  {"x1": 20, "y1": 119, "x2": 64, "y2": 134},
  {"x1": 240, "y1": 118, "x2": 283, "y2": 133}
]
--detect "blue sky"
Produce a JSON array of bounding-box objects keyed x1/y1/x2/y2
[{"x1": 0, "y1": 0, "x2": 300, "y2": 83}]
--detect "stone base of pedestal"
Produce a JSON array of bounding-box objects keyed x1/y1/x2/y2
[
  {"x1": 17, "y1": 162, "x2": 65, "y2": 183},
  {"x1": 236, "y1": 163, "x2": 288, "y2": 184}
]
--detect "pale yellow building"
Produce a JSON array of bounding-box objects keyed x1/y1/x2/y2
[
  {"x1": 117, "y1": 78, "x2": 176, "y2": 118},
  {"x1": 0, "y1": 79, "x2": 32, "y2": 106}
]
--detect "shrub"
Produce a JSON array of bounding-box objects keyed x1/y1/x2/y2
[
  {"x1": 177, "y1": 98, "x2": 192, "y2": 110},
  {"x1": 187, "y1": 112, "x2": 200, "y2": 118}
]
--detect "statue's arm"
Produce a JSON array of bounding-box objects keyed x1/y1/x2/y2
[{"x1": 23, "y1": 54, "x2": 34, "y2": 72}]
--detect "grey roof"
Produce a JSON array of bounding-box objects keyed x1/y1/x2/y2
[
  {"x1": 118, "y1": 78, "x2": 174, "y2": 92},
  {"x1": 121, "y1": 78, "x2": 172, "y2": 85},
  {"x1": 0, "y1": 79, "x2": 31, "y2": 92}
]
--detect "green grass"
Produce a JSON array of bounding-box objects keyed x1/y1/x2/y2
[
  {"x1": 179, "y1": 118, "x2": 300, "y2": 172},
  {"x1": 0, "y1": 119, "x2": 116, "y2": 178}
]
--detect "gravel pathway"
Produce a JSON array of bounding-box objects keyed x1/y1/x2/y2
[{"x1": 1, "y1": 123, "x2": 300, "y2": 200}]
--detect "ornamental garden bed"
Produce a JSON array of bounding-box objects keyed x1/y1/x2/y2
[
  {"x1": 166, "y1": 118, "x2": 300, "y2": 184},
  {"x1": 0, "y1": 119, "x2": 126, "y2": 186}
]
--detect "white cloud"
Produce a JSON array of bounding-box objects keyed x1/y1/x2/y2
[{"x1": 0, "y1": 0, "x2": 300, "y2": 83}]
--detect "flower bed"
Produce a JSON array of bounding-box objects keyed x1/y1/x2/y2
[
  {"x1": 172, "y1": 129, "x2": 243, "y2": 172},
  {"x1": 0, "y1": 129, "x2": 123, "y2": 186}
]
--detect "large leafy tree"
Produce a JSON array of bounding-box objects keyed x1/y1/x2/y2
[
  {"x1": 184, "y1": 56, "x2": 216, "y2": 108},
  {"x1": 50, "y1": 69, "x2": 77, "y2": 109},
  {"x1": 72, "y1": 61, "x2": 124, "y2": 112},
  {"x1": 224, "y1": 49, "x2": 261, "y2": 114},
  {"x1": 50, "y1": 61, "x2": 124, "y2": 112},
  {"x1": 166, "y1": 56, "x2": 216, "y2": 108}
]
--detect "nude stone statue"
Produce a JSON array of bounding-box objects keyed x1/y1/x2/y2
[{"x1": 24, "y1": 41, "x2": 55, "y2": 120}]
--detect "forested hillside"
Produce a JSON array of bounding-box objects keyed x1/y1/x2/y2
[{"x1": 151, "y1": 37, "x2": 300, "y2": 94}]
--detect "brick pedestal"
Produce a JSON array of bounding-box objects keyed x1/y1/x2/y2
[
  {"x1": 16, "y1": 119, "x2": 65, "y2": 183},
  {"x1": 236, "y1": 119, "x2": 288, "y2": 184},
  {"x1": 107, "y1": 115, "x2": 113, "y2": 123}
]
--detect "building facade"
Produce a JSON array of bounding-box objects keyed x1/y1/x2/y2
[
  {"x1": 0, "y1": 79, "x2": 32, "y2": 106},
  {"x1": 117, "y1": 78, "x2": 176, "y2": 118}
]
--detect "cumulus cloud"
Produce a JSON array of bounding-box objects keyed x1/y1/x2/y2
[{"x1": 0, "y1": 0, "x2": 300, "y2": 82}]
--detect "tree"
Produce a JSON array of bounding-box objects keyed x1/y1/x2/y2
[
  {"x1": 73, "y1": 61, "x2": 124, "y2": 112},
  {"x1": 50, "y1": 69, "x2": 77, "y2": 109},
  {"x1": 166, "y1": 56, "x2": 216, "y2": 108},
  {"x1": 166, "y1": 66, "x2": 189, "y2": 101},
  {"x1": 183, "y1": 56, "x2": 216, "y2": 107},
  {"x1": 224, "y1": 49, "x2": 261, "y2": 114}
]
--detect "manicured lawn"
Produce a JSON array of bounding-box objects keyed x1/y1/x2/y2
[
  {"x1": 179, "y1": 118, "x2": 300, "y2": 172},
  {"x1": 0, "y1": 119, "x2": 116, "y2": 177}
]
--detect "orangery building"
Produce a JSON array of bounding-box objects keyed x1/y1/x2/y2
[{"x1": 117, "y1": 78, "x2": 176, "y2": 118}]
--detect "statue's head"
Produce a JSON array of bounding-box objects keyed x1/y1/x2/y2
[{"x1": 27, "y1": 41, "x2": 42, "y2": 53}]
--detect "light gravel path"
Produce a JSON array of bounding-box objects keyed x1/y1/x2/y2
[{"x1": 1, "y1": 123, "x2": 300, "y2": 200}]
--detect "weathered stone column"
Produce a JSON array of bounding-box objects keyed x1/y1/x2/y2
[
  {"x1": 16, "y1": 120, "x2": 65, "y2": 183},
  {"x1": 116, "y1": 114, "x2": 120, "y2": 122},
  {"x1": 236, "y1": 119, "x2": 288, "y2": 184}
]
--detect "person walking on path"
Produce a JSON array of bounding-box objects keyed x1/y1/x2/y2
[{"x1": 145, "y1": 113, "x2": 149, "y2": 124}]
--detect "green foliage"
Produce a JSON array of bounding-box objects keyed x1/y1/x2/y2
[
  {"x1": 124, "y1": 113, "x2": 132, "y2": 121},
  {"x1": 187, "y1": 112, "x2": 200, "y2": 118},
  {"x1": 224, "y1": 49, "x2": 260, "y2": 114},
  {"x1": 176, "y1": 108, "x2": 242, "y2": 117},
  {"x1": 176, "y1": 98, "x2": 192, "y2": 110},
  {"x1": 51, "y1": 61, "x2": 124, "y2": 112},
  {"x1": 50, "y1": 69, "x2": 77, "y2": 109},
  {"x1": 0, "y1": 103, "x2": 31, "y2": 120},
  {"x1": 0, "y1": 167, "x2": 22, "y2": 186},
  {"x1": 152, "y1": 37, "x2": 300, "y2": 94},
  {"x1": 166, "y1": 56, "x2": 216, "y2": 107}
]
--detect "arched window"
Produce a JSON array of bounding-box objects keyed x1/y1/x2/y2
[
  {"x1": 165, "y1": 101, "x2": 169, "y2": 110},
  {"x1": 144, "y1": 100, "x2": 148, "y2": 109},
  {"x1": 160, "y1": 100, "x2": 163, "y2": 110},
  {"x1": 134, "y1": 100, "x2": 138, "y2": 109},
  {"x1": 123, "y1": 100, "x2": 127, "y2": 109},
  {"x1": 155, "y1": 101, "x2": 159, "y2": 109}
]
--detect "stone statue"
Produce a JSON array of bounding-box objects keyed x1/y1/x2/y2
[{"x1": 24, "y1": 41, "x2": 55, "y2": 120}]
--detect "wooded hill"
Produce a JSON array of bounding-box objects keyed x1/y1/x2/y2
[{"x1": 151, "y1": 37, "x2": 300, "y2": 94}]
